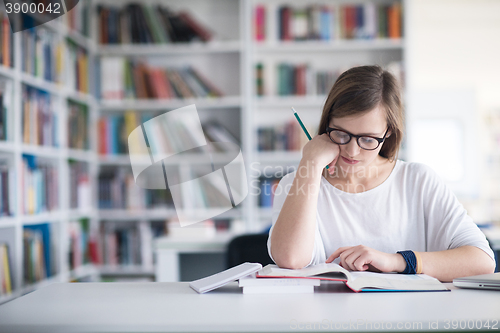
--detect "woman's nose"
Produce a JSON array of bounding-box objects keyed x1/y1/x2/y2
[{"x1": 345, "y1": 139, "x2": 361, "y2": 157}]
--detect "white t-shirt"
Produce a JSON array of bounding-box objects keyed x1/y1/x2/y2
[{"x1": 267, "y1": 160, "x2": 495, "y2": 267}]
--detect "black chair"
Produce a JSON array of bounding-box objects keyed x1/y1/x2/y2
[{"x1": 226, "y1": 233, "x2": 275, "y2": 269}]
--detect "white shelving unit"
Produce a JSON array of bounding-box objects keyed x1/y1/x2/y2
[
  {"x1": 0, "y1": 0, "x2": 407, "y2": 300},
  {"x1": 0, "y1": 3, "x2": 99, "y2": 304}
]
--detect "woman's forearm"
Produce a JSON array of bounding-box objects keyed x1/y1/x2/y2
[
  {"x1": 270, "y1": 160, "x2": 324, "y2": 269},
  {"x1": 411, "y1": 246, "x2": 495, "y2": 282}
]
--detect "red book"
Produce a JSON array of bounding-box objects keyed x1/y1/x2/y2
[
  {"x1": 98, "y1": 118, "x2": 107, "y2": 155},
  {"x1": 281, "y1": 6, "x2": 292, "y2": 41},
  {"x1": 255, "y1": 5, "x2": 266, "y2": 41}
]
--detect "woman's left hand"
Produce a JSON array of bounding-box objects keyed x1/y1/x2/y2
[{"x1": 326, "y1": 245, "x2": 405, "y2": 273}]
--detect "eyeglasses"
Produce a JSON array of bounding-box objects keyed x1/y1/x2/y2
[{"x1": 325, "y1": 127, "x2": 389, "y2": 150}]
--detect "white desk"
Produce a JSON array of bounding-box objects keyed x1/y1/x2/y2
[
  {"x1": 155, "y1": 233, "x2": 236, "y2": 282},
  {"x1": 0, "y1": 281, "x2": 499, "y2": 333}
]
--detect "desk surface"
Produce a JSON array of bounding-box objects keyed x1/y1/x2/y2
[{"x1": 0, "y1": 282, "x2": 499, "y2": 333}]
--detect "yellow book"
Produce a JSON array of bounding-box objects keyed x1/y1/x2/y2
[{"x1": 1, "y1": 244, "x2": 12, "y2": 293}]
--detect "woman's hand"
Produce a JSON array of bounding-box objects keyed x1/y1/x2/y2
[
  {"x1": 326, "y1": 245, "x2": 406, "y2": 273},
  {"x1": 302, "y1": 134, "x2": 340, "y2": 175}
]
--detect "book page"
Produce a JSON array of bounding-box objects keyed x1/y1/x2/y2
[{"x1": 347, "y1": 271, "x2": 448, "y2": 292}]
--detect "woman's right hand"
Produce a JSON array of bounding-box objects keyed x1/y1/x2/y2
[{"x1": 301, "y1": 134, "x2": 340, "y2": 175}]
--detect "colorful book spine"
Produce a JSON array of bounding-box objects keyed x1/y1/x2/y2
[
  {"x1": 21, "y1": 155, "x2": 58, "y2": 215},
  {"x1": 98, "y1": 4, "x2": 212, "y2": 45},
  {"x1": 23, "y1": 223, "x2": 54, "y2": 285},
  {"x1": 101, "y1": 58, "x2": 223, "y2": 101},
  {"x1": 271, "y1": 1, "x2": 402, "y2": 42},
  {"x1": 254, "y1": 5, "x2": 266, "y2": 41},
  {"x1": 68, "y1": 160, "x2": 90, "y2": 210},
  {"x1": 67, "y1": 40, "x2": 89, "y2": 94},
  {"x1": 0, "y1": 243, "x2": 13, "y2": 295},
  {"x1": 68, "y1": 100, "x2": 89, "y2": 150},
  {"x1": 22, "y1": 85, "x2": 58, "y2": 147},
  {"x1": 68, "y1": 218, "x2": 91, "y2": 271},
  {"x1": 0, "y1": 12, "x2": 13, "y2": 68},
  {"x1": 0, "y1": 164, "x2": 12, "y2": 217},
  {"x1": 257, "y1": 120, "x2": 315, "y2": 152},
  {"x1": 98, "y1": 167, "x2": 174, "y2": 210},
  {"x1": 21, "y1": 15, "x2": 64, "y2": 83}
]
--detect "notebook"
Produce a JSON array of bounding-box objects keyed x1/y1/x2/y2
[{"x1": 189, "y1": 262, "x2": 262, "y2": 293}]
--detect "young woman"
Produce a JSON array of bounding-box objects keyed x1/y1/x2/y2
[{"x1": 267, "y1": 65, "x2": 495, "y2": 282}]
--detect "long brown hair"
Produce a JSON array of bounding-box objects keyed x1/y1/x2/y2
[{"x1": 318, "y1": 65, "x2": 404, "y2": 161}]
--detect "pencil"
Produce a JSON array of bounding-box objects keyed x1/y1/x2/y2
[{"x1": 291, "y1": 107, "x2": 329, "y2": 170}]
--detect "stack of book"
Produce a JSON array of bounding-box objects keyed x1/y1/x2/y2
[
  {"x1": 68, "y1": 160, "x2": 91, "y2": 210},
  {"x1": 239, "y1": 275, "x2": 320, "y2": 294},
  {"x1": 67, "y1": 101, "x2": 89, "y2": 150},
  {"x1": 274, "y1": 2, "x2": 402, "y2": 41},
  {"x1": 98, "y1": 4, "x2": 212, "y2": 44},
  {"x1": 22, "y1": 85, "x2": 58, "y2": 147},
  {"x1": 0, "y1": 12, "x2": 13, "y2": 68},
  {"x1": 66, "y1": 41, "x2": 89, "y2": 94},
  {"x1": 21, "y1": 155, "x2": 59, "y2": 215},
  {"x1": 23, "y1": 223, "x2": 55, "y2": 285},
  {"x1": 100, "y1": 58, "x2": 223, "y2": 101},
  {"x1": 257, "y1": 120, "x2": 314, "y2": 151},
  {"x1": 0, "y1": 243, "x2": 12, "y2": 296}
]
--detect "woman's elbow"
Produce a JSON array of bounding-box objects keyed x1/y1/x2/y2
[{"x1": 270, "y1": 247, "x2": 310, "y2": 270}]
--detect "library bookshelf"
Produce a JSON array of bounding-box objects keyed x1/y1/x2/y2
[
  {"x1": 0, "y1": 0, "x2": 99, "y2": 304},
  {"x1": 0, "y1": 0, "x2": 407, "y2": 302}
]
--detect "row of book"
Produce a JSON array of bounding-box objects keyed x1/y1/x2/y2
[
  {"x1": 65, "y1": 0, "x2": 89, "y2": 37},
  {"x1": 23, "y1": 223, "x2": 56, "y2": 285},
  {"x1": 259, "y1": 177, "x2": 281, "y2": 208},
  {"x1": 255, "y1": 2, "x2": 402, "y2": 41},
  {"x1": 100, "y1": 221, "x2": 167, "y2": 267},
  {"x1": 0, "y1": 243, "x2": 12, "y2": 296},
  {"x1": 0, "y1": 12, "x2": 13, "y2": 68},
  {"x1": 100, "y1": 58, "x2": 223, "y2": 101},
  {"x1": 67, "y1": 101, "x2": 89, "y2": 150},
  {"x1": 67, "y1": 218, "x2": 100, "y2": 271},
  {"x1": 21, "y1": 17, "x2": 63, "y2": 83},
  {"x1": 0, "y1": 164, "x2": 12, "y2": 217},
  {"x1": 68, "y1": 160, "x2": 91, "y2": 210},
  {"x1": 98, "y1": 167, "x2": 174, "y2": 210},
  {"x1": 98, "y1": 111, "x2": 238, "y2": 155},
  {"x1": 256, "y1": 62, "x2": 341, "y2": 97},
  {"x1": 98, "y1": 4, "x2": 212, "y2": 44},
  {"x1": 22, "y1": 85, "x2": 58, "y2": 147},
  {"x1": 21, "y1": 155, "x2": 59, "y2": 215},
  {"x1": 66, "y1": 40, "x2": 89, "y2": 94},
  {"x1": 257, "y1": 120, "x2": 315, "y2": 151}
]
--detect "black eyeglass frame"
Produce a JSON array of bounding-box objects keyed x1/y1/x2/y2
[{"x1": 325, "y1": 127, "x2": 390, "y2": 151}]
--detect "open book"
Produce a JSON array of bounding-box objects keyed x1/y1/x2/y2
[{"x1": 257, "y1": 263, "x2": 449, "y2": 292}]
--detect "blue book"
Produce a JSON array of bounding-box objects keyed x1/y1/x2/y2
[
  {"x1": 319, "y1": 7, "x2": 331, "y2": 41},
  {"x1": 260, "y1": 179, "x2": 272, "y2": 208}
]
